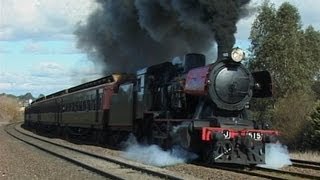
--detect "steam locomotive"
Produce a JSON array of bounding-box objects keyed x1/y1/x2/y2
[{"x1": 25, "y1": 48, "x2": 278, "y2": 165}]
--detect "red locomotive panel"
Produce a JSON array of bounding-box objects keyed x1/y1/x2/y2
[
  {"x1": 201, "y1": 127, "x2": 279, "y2": 141},
  {"x1": 184, "y1": 66, "x2": 210, "y2": 95}
]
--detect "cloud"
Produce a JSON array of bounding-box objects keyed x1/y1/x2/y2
[
  {"x1": 22, "y1": 42, "x2": 50, "y2": 54},
  {"x1": 0, "y1": 83, "x2": 13, "y2": 90},
  {"x1": 21, "y1": 40, "x2": 82, "y2": 54},
  {"x1": 0, "y1": 59, "x2": 103, "y2": 96},
  {"x1": 31, "y1": 62, "x2": 68, "y2": 78},
  {"x1": 0, "y1": 61, "x2": 68, "y2": 95},
  {"x1": 69, "y1": 60, "x2": 103, "y2": 84},
  {"x1": 59, "y1": 46, "x2": 81, "y2": 54},
  {"x1": 235, "y1": 0, "x2": 320, "y2": 41},
  {"x1": 0, "y1": 0, "x2": 97, "y2": 41}
]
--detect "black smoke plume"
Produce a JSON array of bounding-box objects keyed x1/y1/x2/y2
[{"x1": 75, "y1": 0, "x2": 251, "y2": 73}]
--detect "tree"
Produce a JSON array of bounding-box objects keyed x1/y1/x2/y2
[
  {"x1": 249, "y1": 1, "x2": 305, "y2": 98},
  {"x1": 303, "y1": 100, "x2": 320, "y2": 150},
  {"x1": 272, "y1": 90, "x2": 314, "y2": 149},
  {"x1": 248, "y1": 1, "x2": 320, "y2": 149},
  {"x1": 38, "y1": 94, "x2": 45, "y2": 99},
  {"x1": 300, "y1": 26, "x2": 320, "y2": 80},
  {"x1": 249, "y1": 1, "x2": 276, "y2": 69}
]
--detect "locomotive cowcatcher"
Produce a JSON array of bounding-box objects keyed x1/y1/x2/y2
[{"x1": 25, "y1": 48, "x2": 278, "y2": 165}]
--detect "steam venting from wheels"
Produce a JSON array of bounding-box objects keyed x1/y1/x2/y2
[
  {"x1": 121, "y1": 134, "x2": 197, "y2": 167},
  {"x1": 75, "y1": 0, "x2": 251, "y2": 73},
  {"x1": 258, "y1": 143, "x2": 292, "y2": 169}
]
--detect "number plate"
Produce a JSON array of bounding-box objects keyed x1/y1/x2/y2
[
  {"x1": 248, "y1": 132, "x2": 262, "y2": 141},
  {"x1": 223, "y1": 130, "x2": 230, "y2": 139}
]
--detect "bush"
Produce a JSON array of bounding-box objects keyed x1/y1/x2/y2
[
  {"x1": 303, "y1": 100, "x2": 320, "y2": 150},
  {"x1": 249, "y1": 98, "x2": 274, "y2": 127},
  {"x1": 271, "y1": 90, "x2": 315, "y2": 150},
  {"x1": 0, "y1": 96, "x2": 23, "y2": 123}
]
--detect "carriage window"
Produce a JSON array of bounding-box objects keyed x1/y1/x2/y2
[
  {"x1": 65, "y1": 103, "x2": 69, "y2": 112},
  {"x1": 79, "y1": 101, "x2": 82, "y2": 111},
  {"x1": 70, "y1": 103, "x2": 72, "y2": 112},
  {"x1": 86, "y1": 100, "x2": 90, "y2": 110},
  {"x1": 74, "y1": 102, "x2": 78, "y2": 111},
  {"x1": 94, "y1": 100, "x2": 97, "y2": 110},
  {"x1": 83, "y1": 101, "x2": 86, "y2": 111},
  {"x1": 98, "y1": 93, "x2": 103, "y2": 110}
]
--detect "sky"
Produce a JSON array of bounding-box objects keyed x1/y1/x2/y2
[{"x1": 0, "y1": 0, "x2": 319, "y2": 97}]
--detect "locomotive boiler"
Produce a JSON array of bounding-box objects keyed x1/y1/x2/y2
[{"x1": 25, "y1": 48, "x2": 278, "y2": 165}]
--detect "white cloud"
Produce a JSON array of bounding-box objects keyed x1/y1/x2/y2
[
  {"x1": 69, "y1": 60, "x2": 103, "y2": 84},
  {"x1": 31, "y1": 62, "x2": 68, "y2": 78},
  {"x1": 21, "y1": 40, "x2": 82, "y2": 54},
  {"x1": 0, "y1": 62, "x2": 69, "y2": 96},
  {"x1": 0, "y1": 82, "x2": 13, "y2": 90},
  {"x1": 235, "y1": 0, "x2": 320, "y2": 41},
  {"x1": 0, "y1": 60, "x2": 103, "y2": 96},
  {"x1": 0, "y1": 0, "x2": 97, "y2": 41}
]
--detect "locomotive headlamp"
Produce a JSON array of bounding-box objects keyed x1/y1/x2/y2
[{"x1": 231, "y1": 48, "x2": 245, "y2": 62}]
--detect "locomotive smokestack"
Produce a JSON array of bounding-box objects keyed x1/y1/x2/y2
[
  {"x1": 217, "y1": 45, "x2": 229, "y2": 60},
  {"x1": 75, "y1": 0, "x2": 251, "y2": 73}
]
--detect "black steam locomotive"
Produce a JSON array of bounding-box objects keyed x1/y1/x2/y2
[{"x1": 25, "y1": 48, "x2": 278, "y2": 165}]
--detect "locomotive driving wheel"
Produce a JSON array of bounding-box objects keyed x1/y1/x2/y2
[
  {"x1": 151, "y1": 122, "x2": 172, "y2": 149},
  {"x1": 213, "y1": 141, "x2": 233, "y2": 160}
]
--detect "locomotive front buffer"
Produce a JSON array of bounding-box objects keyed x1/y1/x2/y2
[{"x1": 201, "y1": 127, "x2": 279, "y2": 164}]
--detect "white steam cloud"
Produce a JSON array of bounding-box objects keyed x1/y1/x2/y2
[
  {"x1": 258, "y1": 143, "x2": 292, "y2": 169},
  {"x1": 121, "y1": 134, "x2": 197, "y2": 167}
]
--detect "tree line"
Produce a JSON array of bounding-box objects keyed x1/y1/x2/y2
[{"x1": 247, "y1": 1, "x2": 320, "y2": 150}]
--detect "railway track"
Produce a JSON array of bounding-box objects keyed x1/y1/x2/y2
[
  {"x1": 207, "y1": 164, "x2": 285, "y2": 180},
  {"x1": 207, "y1": 164, "x2": 320, "y2": 180},
  {"x1": 5, "y1": 123, "x2": 192, "y2": 180},
  {"x1": 291, "y1": 158, "x2": 320, "y2": 171},
  {"x1": 6, "y1": 122, "x2": 320, "y2": 180},
  {"x1": 254, "y1": 166, "x2": 320, "y2": 180},
  {"x1": 195, "y1": 158, "x2": 320, "y2": 180}
]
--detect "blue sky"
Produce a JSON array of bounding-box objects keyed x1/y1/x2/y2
[{"x1": 0, "y1": 0, "x2": 319, "y2": 97}]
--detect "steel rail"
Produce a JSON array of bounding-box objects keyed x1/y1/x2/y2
[
  {"x1": 290, "y1": 159, "x2": 320, "y2": 171},
  {"x1": 254, "y1": 166, "x2": 320, "y2": 180},
  {"x1": 194, "y1": 161, "x2": 320, "y2": 180},
  {"x1": 291, "y1": 159, "x2": 320, "y2": 166},
  {"x1": 5, "y1": 123, "x2": 185, "y2": 180}
]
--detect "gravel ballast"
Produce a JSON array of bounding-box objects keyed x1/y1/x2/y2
[
  {"x1": 0, "y1": 123, "x2": 106, "y2": 180},
  {"x1": 15, "y1": 123, "x2": 267, "y2": 179},
  {"x1": 8, "y1": 122, "x2": 308, "y2": 179}
]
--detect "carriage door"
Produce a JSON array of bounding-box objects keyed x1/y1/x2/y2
[
  {"x1": 109, "y1": 83, "x2": 134, "y2": 127},
  {"x1": 102, "y1": 85, "x2": 114, "y2": 128}
]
